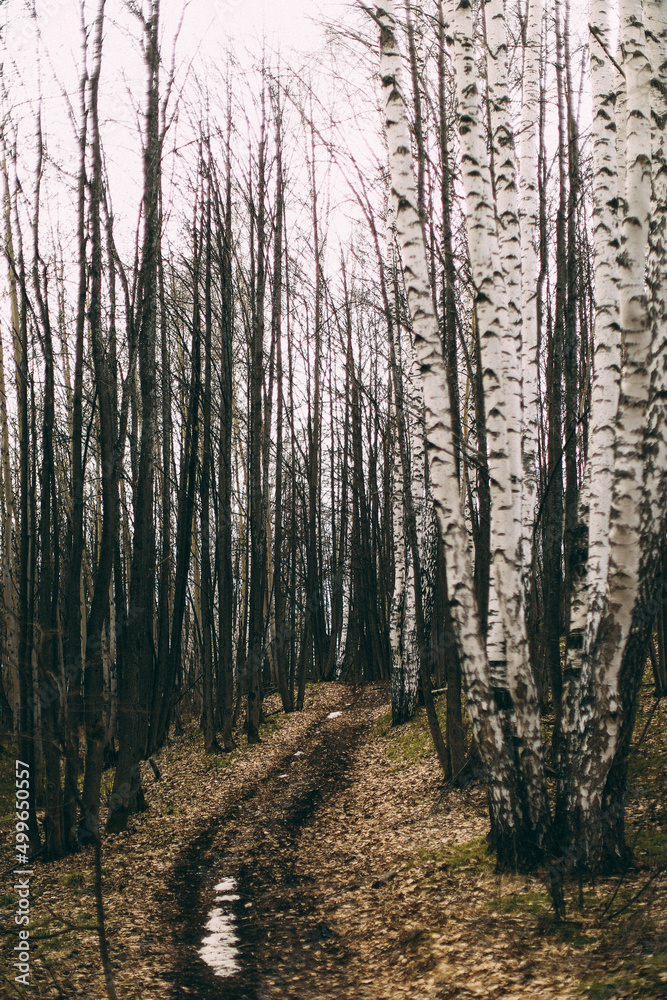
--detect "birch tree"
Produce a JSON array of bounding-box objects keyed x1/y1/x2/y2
[
  {"x1": 375, "y1": 0, "x2": 537, "y2": 867},
  {"x1": 372, "y1": 0, "x2": 666, "y2": 872}
]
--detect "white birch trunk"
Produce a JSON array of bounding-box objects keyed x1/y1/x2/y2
[
  {"x1": 390, "y1": 408, "x2": 419, "y2": 722},
  {"x1": 446, "y1": 0, "x2": 549, "y2": 845},
  {"x1": 627, "y1": 0, "x2": 667, "y2": 702},
  {"x1": 389, "y1": 296, "x2": 433, "y2": 724},
  {"x1": 562, "y1": 0, "x2": 621, "y2": 723},
  {"x1": 564, "y1": 0, "x2": 652, "y2": 865},
  {"x1": 484, "y1": 0, "x2": 524, "y2": 537},
  {"x1": 484, "y1": 0, "x2": 534, "y2": 746},
  {"x1": 378, "y1": 0, "x2": 527, "y2": 864},
  {"x1": 336, "y1": 547, "x2": 351, "y2": 678},
  {"x1": 486, "y1": 578, "x2": 506, "y2": 688},
  {"x1": 405, "y1": 310, "x2": 439, "y2": 655},
  {"x1": 593, "y1": 0, "x2": 652, "y2": 709},
  {"x1": 644, "y1": 0, "x2": 667, "y2": 534},
  {"x1": 518, "y1": 0, "x2": 543, "y2": 586}
]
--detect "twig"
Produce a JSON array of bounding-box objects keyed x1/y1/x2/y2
[
  {"x1": 93, "y1": 834, "x2": 118, "y2": 1000},
  {"x1": 589, "y1": 24, "x2": 625, "y2": 78},
  {"x1": 355, "y1": 0, "x2": 384, "y2": 30},
  {"x1": 630, "y1": 696, "x2": 661, "y2": 755},
  {"x1": 602, "y1": 866, "x2": 666, "y2": 921},
  {"x1": 0, "y1": 970, "x2": 26, "y2": 997},
  {"x1": 41, "y1": 956, "x2": 74, "y2": 999}
]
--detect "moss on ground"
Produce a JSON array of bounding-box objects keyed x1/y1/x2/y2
[
  {"x1": 60, "y1": 870, "x2": 86, "y2": 889},
  {"x1": 633, "y1": 826, "x2": 667, "y2": 868},
  {"x1": 580, "y1": 962, "x2": 667, "y2": 1000},
  {"x1": 492, "y1": 889, "x2": 551, "y2": 915},
  {"x1": 374, "y1": 697, "x2": 450, "y2": 765}
]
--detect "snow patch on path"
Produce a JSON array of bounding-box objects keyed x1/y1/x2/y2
[
  {"x1": 327, "y1": 711, "x2": 343, "y2": 719},
  {"x1": 198, "y1": 878, "x2": 241, "y2": 978}
]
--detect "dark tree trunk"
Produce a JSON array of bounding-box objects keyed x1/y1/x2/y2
[
  {"x1": 214, "y1": 123, "x2": 235, "y2": 749},
  {"x1": 82, "y1": 0, "x2": 126, "y2": 842},
  {"x1": 246, "y1": 91, "x2": 268, "y2": 742},
  {"x1": 5, "y1": 132, "x2": 41, "y2": 855},
  {"x1": 32, "y1": 118, "x2": 63, "y2": 858},
  {"x1": 543, "y1": 0, "x2": 567, "y2": 736},
  {"x1": 62, "y1": 56, "x2": 89, "y2": 853},
  {"x1": 108, "y1": 1, "x2": 161, "y2": 831},
  {"x1": 561, "y1": 4, "x2": 581, "y2": 635},
  {"x1": 269, "y1": 91, "x2": 291, "y2": 712},
  {"x1": 154, "y1": 253, "x2": 172, "y2": 754},
  {"x1": 201, "y1": 148, "x2": 220, "y2": 754}
]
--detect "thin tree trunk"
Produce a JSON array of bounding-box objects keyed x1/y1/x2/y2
[
  {"x1": 201, "y1": 148, "x2": 219, "y2": 754},
  {"x1": 246, "y1": 91, "x2": 268, "y2": 741},
  {"x1": 215, "y1": 114, "x2": 235, "y2": 748},
  {"x1": 108, "y1": 0, "x2": 161, "y2": 829}
]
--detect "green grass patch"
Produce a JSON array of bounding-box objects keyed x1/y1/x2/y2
[
  {"x1": 580, "y1": 979, "x2": 619, "y2": 1000},
  {"x1": 61, "y1": 871, "x2": 86, "y2": 889},
  {"x1": 203, "y1": 712, "x2": 289, "y2": 773},
  {"x1": 374, "y1": 708, "x2": 393, "y2": 738},
  {"x1": 374, "y1": 698, "x2": 450, "y2": 765},
  {"x1": 404, "y1": 836, "x2": 494, "y2": 879},
  {"x1": 633, "y1": 826, "x2": 667, "y2": 867},
  {"x1": 261, "y1": 713, "x2": 287, "y2": 737},
  {"x1": 442, "y1": 836, "x2": 492, "y2": 870},
  {"x1": 647, "y1": 952, "x2": 667, "y2": 973},
  {"x1": 205, "y1": 754, "x2": 233, "y2": 774},
  {"x1": 493, "y1": 889, "x2": 551, "y2": 915},
  {"x1": 580, "y1": 965, "x2": 667, "y2": 1000},
  {"x1": 628, "y1": 747, "x2": 667, "y2": 802}
]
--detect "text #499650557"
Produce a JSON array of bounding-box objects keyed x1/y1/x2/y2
[{"x1": 14, "y1": 760, "x2": 31, "y2": 986}]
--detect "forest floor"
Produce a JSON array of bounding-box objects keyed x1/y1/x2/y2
[{"x1": 1, "y1": 679, "x2": 666, "y2": 999}]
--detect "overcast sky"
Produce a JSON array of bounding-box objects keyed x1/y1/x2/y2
[
  {"x1": 192, "y1": 0, "x2": 339, "y2": 52},
  {"x1": 3, "y1": 0, "x2": 347, "y2": 66},
  {"x1": 0, "y1": 0, "x2": 363, "y2": 260}
]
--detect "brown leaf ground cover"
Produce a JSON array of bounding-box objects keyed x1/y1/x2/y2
[{"x1": 0, "y1": 678, "x2": 665, "y2": 999}]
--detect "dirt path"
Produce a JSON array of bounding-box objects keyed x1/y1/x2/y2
[
  {"x1": 164, "y1": 686, "x2": 382, "y2": 999},
  {"x1": 4, "y1": 681, "x2": 662, "y2": 999}
]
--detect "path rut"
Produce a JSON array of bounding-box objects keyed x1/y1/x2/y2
[{"x1": 164, "y1": 688, "x2": 379, "y2": 999}]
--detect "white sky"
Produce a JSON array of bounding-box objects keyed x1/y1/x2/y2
[
  {"x1": 186, "y1": 0, "x2": 337, "y2": 53},
  {"x1": 1, "y1": 0, "x2": 365, "y2": 273},
  {"x1": 1, "y1": 0, "x2": 375, "y2": 460},
  {"x1": 3, "y1": 0, "x2": 346, "y2": 69}
]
